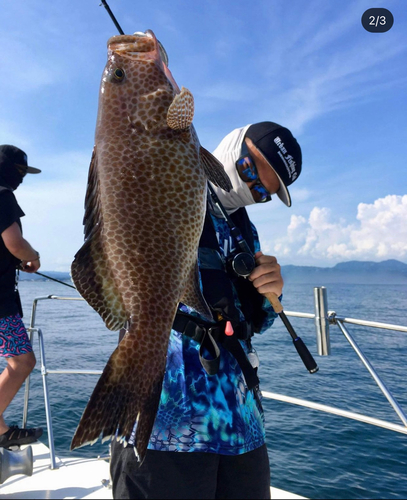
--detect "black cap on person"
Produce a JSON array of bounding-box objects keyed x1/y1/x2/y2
[
  {"x1": 245, "y1": 122, "x2": 302, "y2": 207},
  {"x1": 0, "y1": 145, "x2": 41, "y2": 175}
]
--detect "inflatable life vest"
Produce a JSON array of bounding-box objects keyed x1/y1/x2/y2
[{"x1": 173, "y1": 206, "x2": 267, "y2": 391}]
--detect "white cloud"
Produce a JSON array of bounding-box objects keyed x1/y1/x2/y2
[{"x1": 269, "y1": 195, "x2": 407, "y2": 265}]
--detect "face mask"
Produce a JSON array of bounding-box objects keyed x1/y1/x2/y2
[
  {"x1": 0, "y1": 163, "x2": 24, "y2": 190},
  {"x1": 209, "y1": 125, "x2": 256, "y2": 214}
]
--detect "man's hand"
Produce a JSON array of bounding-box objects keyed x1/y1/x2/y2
[
  {"x1": 249, "y1": 251, "x2": 283, "y2": 298},
  {"x1": 20, "y1": 259, "x2": 41, "y2": 273},
  {"x1": 1, "y1": 222, "x2": 40, "y2": 270}
]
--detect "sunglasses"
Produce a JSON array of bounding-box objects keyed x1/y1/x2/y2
[{"x1": 235, "y1": 143, "x2": 271, "y2": 203}]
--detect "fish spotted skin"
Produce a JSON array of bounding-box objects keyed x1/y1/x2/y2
[{"x1": 70, "y1": 31, "x2": 231, "y2": 461}]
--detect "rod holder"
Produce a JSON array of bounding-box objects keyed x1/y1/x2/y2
[{"x1": 314, "y1": 287, "x2": 331, "y2": 355}]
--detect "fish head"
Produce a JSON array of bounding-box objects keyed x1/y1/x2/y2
[
  {"x1": 97, "y1": 30, "x2": 181, "y2": 134},
  {"x1": 109, "y1": 31, "x2": 179, "y2": 90}
]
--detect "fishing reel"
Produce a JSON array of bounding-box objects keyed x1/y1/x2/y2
[{"x1": 227, "y1": 251, "x2": 256, "y2": 278}]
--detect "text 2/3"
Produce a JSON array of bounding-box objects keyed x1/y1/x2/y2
[
  {"x1": 370, "y1": 16, "x2": 386, "y2": 27},
  {"x1": 362, "y1": 8, "x2": 394, "y2": 33}
]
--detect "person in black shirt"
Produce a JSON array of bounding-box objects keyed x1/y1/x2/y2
[{"x1": 0, "y1": 145, "x2": 43, "y2": 448}]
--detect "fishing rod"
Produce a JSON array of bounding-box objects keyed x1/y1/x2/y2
[
  {"x1": 99, "y1": 0, "x2": 318, "y2": 374},
  {"x1": 100, "y1": 0, "x2": 124, "y2": 34},
  {"x1": 100, "y1": 1, "x2": 170, "y2": 66},
  {"x1": 40, "y1": 6, "x2": 120, "y2": 292},
  {"x1": 208, "y1": 183, "x2": 319, "y2": 374},
  {"x1": 34, "y1": 272, "x2": 76, "y2": 290}
]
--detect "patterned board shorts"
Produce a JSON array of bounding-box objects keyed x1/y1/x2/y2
[{"x1": 0, "y1": 314, "x2": 33, "y2": 357}]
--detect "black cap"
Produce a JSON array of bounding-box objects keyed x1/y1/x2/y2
[
  {"x1": 245, "y1": 122, "x2": 302, "y2": 207},
  {"x1": 0, "y1": 145, "x2": 41, "y2": 175}
]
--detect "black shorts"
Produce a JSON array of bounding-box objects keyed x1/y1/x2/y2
[{"x1": 110, "y1": 441, "x2": 271, "y2": 499}]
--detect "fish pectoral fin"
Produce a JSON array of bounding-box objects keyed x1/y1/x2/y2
[
  {"x1": 200, "y1": 147, "x2": 233, "y2": 192},
  {"x1": 166, "y1": 87, "x2": 194, "y2": 130},
  {"x1": 71, "y1": 148, "x2": 127, "y2": 331},
  {"x1": 180, "y1": 260, "x2": 213, "y2": 321},
  {"x1": 71, "y1": 238, "x2": 127, "y2": 331}
]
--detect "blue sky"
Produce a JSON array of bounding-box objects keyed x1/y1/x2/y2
[{"x1": 1, "y1": 0, "x2": 406, "y2": 271}]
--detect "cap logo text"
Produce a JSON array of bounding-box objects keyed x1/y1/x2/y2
[{"x1": 274, "y1": 136, "x2": 297, "y2": 180}]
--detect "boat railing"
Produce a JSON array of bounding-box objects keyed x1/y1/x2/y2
[
  {"x1": 23, "y1": 294, "x2": 103, "y2": 469},
  {"x1": 22, "y1": 288, "x2": 407, "y2": 470}
]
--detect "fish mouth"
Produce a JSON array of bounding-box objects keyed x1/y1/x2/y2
[
  {"x1": 107, "y1": 30, "x2": 178, "y2": 92},
  {"x1": 107, "y1": 30, "x2": 168, "y2": 65}
]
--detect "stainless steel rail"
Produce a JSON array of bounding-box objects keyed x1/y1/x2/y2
[
  {"x1": 283, "y1": 288, "x2": 407, "y2": 428},
  {"x1": 21, "y1": 289, "x2": 407, "y2": 470},
  {"x1": 262, "y1": 392, "x2": 407, "y2": 435},
  {"x1": 22, "y1": 295, "x2": 102, "y2": 469},
  {"x1": 332, "y1": 315, "x2": 407, "y2": 333},
  {"x1": 314, "y1": 286, "x2": 330, "y2": 355},
  {"x1": 335, "y1": 319, "x2": 407, "y2": 426}
]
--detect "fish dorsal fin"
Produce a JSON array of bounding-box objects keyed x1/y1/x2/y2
[
  {"x1": 167, "y1": 87, "x2": 194, "y2": 130},
  {"x1": 180, "y1": 260, "x2": 213, "y2": 321},
  {"x1": 71, "y1": 148, "x2": 127, "y2": 331},
  {"x1": 200, "y1": 146, "x2": 233, "y2": 192}
]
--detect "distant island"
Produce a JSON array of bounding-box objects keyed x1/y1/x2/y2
[
  {"x1": 19, "y1": 271, "x2": 73, "y2": 283},
  {"x1": 19, "y1": 259, "x2": 407, "y2": 285},
  {"x1": 281, "y1": 259, "x2": 407, "y2": 285}
]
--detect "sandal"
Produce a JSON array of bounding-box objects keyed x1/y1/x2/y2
[{"x1": 0, "y1": 425, "x2": 43, "y2": 448}]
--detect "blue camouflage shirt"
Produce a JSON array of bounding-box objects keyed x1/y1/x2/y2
[{"x1": 146, "y1": 213, "x2": 277, "y2": 455}]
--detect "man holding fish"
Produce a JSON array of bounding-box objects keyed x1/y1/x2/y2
[
  {"x1": 70, "y1": 30, "x2": 302, "y2": 499},
  {"x1": 109, "y1": 121, "x2": 302, "y2": 500}
]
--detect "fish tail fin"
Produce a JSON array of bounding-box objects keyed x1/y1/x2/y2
[{"x1": 70, "y1": 332, "x2": 164, "y2": 462}]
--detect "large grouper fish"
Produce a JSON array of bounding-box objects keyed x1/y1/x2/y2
[{"x1": 70, "y1": 31, "x2": 232, "y2": 460}]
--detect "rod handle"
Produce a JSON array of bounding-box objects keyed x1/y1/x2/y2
[
  {"x1": 293, "y1": 337, "x2": 319, "y2": 373},
  {"x1": 265, "y1": 292, "x2": 283, "y2": 313},
  {"x1": 265, "y1": 292, "x2": 319, "y2": 374}
]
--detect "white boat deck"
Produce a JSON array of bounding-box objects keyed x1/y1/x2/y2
[
  {"x1": 0, "y1": 441, "x2": 306, "y2": 499},
  {"x1": 0, "y1": 442, "x2": 111, "y2": 499}
]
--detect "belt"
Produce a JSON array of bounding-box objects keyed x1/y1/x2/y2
[
  {"x1": 173, "y1": 311, "x2": 259, "y2": 391},
  {"x1": 173, "y1": 311, "x2": 252, "y2": 345}
]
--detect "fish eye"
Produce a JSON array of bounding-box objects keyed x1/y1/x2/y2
[{"x1": 113, "y1": 68, "x2": 125, "y2": 81}]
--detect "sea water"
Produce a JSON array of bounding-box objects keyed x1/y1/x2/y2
[{"x1": 1, "y1": 280, "x2": 407, "y2": 499}]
